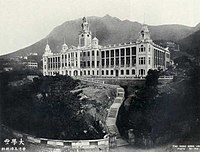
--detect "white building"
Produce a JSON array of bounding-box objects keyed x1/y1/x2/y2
[
  {"x1": 26, "y1": 61, "x2": 38, "y2": 69},
  {"x1": 43, "y1": 17, "x2": 170, "y2": 77}
]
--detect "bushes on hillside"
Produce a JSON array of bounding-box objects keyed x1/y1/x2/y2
[{"x1": 0, "y1": 73, "x2": 104, "y2": 140}]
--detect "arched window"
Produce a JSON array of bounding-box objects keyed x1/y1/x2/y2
[
  {"x1": 140, "y1": 45, "x2": 145, "y2": 52},
  {"x1": 139, "y1": 69, "x2": 145, "y2": 76}
]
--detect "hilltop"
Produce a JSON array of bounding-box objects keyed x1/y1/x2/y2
[{"x1": 2, "y1": 15, "x2": 196, "y2": 58}]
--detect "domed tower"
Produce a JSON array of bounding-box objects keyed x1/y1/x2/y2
[
  {"x1": 78, "y1": 17, "x2": 92, "y2": 47},
  {"x1": 44, "y1": 40, "x2": 52, "y2": 55},
  {"x1": 43, "y1": 40, "x2": 53, "y2": 76},
  {"x1": 92, "y1": 37, "x2": 99, "y2": 48},
  {"x1": 61, "y1": 38, "x2": 68, "y2": 52},
  {"x1": 137, "y1": 24, "x2": 152, "y2": 43}
]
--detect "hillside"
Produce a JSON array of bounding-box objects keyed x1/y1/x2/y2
[
  {"x1": 3, "y1": 15, "x2": 195, "y2": 58},
  {"x1": 179, "y1": 29, "x2": 200, "y2": 56},
  {"x1": 0, "y1": 72, "x2": 117, "y2": 140}
]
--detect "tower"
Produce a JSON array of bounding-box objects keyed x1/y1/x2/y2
[
  {"x1": 92, "y1": 37, "x2": 99, "y2": 48},
  {"x1": 61, "y1": 38, "x2": 68, "y2": 52},
  {"x1": 43, "y1": 40, "x2": 53, "y2": 76},
  {"x1": 78, "y1": 17, "x2": 92, "y2": 47},
  {"x1": 44, "y1": 40, "x2": 52, "y2": 55},
  {"x1": 137, "y1": 24, "x2": 152, "y2": 43}
]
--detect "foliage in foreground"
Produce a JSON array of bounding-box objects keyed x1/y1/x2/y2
[
  {"x1": 0, "y1": 73, "x2": 104, "y2": 140},
  {"x1": 118, "y1": 64, "x2": 200, "y2": 146}
]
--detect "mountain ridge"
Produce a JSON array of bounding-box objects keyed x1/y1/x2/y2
[
  {"x1": 1, "y1": 15, "x2": 198, "y2": 58},
  {"x1": 179, "y1": 29, "x2": 200, "y2": 56}
]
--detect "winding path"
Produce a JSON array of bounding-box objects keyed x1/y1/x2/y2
[{"x1": 77, "y1": 77, "x2": 129, "y2": 147}]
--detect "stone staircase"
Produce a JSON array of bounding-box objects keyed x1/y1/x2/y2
[
  {"x1": 108, "y1": 108, "x2": 118, "y2": 118},
  {"x1": 106, "y1": 87, "x2": 129, "y2": 147},
  {"x1": 75, "y1": 77, "x2": 129, "y2": 147}
]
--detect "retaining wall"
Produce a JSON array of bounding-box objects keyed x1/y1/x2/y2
[{"x1": 2, "y1": 124, "x2": 109, "y2": 152}]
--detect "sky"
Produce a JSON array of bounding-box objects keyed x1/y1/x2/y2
[{"x1": 0, "y1": 0, "x2": 200, "y2": 55}]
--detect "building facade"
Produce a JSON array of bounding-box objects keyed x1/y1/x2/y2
[
  {"x1": 26, "y1": 61, "x2": 38, "y2": 69},
  {"x1": 43, "y1": 17, "x2": 170, "y2": 77}
]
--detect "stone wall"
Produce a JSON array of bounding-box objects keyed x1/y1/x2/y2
[{"x1": 2, "y1": 124, "x2": 109, "y2": 152}]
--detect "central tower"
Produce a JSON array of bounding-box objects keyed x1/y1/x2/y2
[
  {"x1": 137, "y1": 24, "x2": 152, "y2": 43},
  {"x1": 78, "y1": 17, "x2": 92, "y2": 47}
]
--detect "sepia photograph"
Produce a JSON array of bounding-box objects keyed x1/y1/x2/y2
[{"x1": 0, "y1": 0, "x2": 200, "y2": 151}]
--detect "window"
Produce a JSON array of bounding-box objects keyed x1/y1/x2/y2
[
  {"x1": 87, "y1": 61, "x2": 90, "y2": 67},
  {"x1": 121, "y1": 70, "x2": 124, "y2": 75},
  {"x1": 106, "y1": 59, "x2": 109, "y2": 67},
  {"x1": 140, "y1": 45, "x2": 143, "y2": 52},
  {"x1": 111, "y1": 70, "x2": 113, "y2": 75},
  {"x1": 111, "y1": 58, "x2": 114, "y2": 66},
  {"x1": 139, "y1": 57, "x2": 146, "y2": 65},
  {"x1": 116, "y1": 58, "x2": 119, "y2": 65},
  {"x1": 111, "y1": 50, "x2": 114, "y2": 57},
  {"x1": 97, "y1": 71, "x2": 99, "y2": 75},
  {"x1": 88, "y1": 70, "x2": 90, "y2": 75},
  {"x1": 115, "y1": 49, "x2": 119, "y2": 56},
  {"x1": 92, "y1": 61, "x2": 95, "y2": 67},
  {"x1": 84, "y1": 71, "x2": 86, "y2": 75},
  {"x1": 106, "y1": 50, "x2": 109, "y2": 57},
  {"x1": 126, "y1": 70, "x2": 129, "y2": 75},
  {"x1": 92, "y1": 51, "x2": 94, "y2": 56},
  {"x1": 121, "y1": 57, "x2": 124, "y2": 66},
  {"x1": 97, "y1": 51, "x2": 99, "y2": 56},
  {"x1": 132, "y1": 69, "x2": 135, "y2": 75},
  {"x1": 106, "y1": 70, "x2": 109, "y2": 75},
  {"x1": 92, "y1": 70, "x2": 94, "y2": 75},
  {"x1": 126, "y1": 57, "x2": 130, "y2": 66},
  {"x1": 126, "y1": 48, "x2": 130, "y2": 56},
  {"x1": 102, "y1": 59, "x2": 105, "y2": 66},
  {"x1": 121, "y1": 48, "x2": 125, "y2": 56},
  {"x1": 132, "y1": 56, "x2": 136, "y2": 66},
  {"x1": 83, "y1": 52, "x2": 86, "y2": 56},
  {"x1": 149, "y1": 57, "x2": 151, "y2": 65},
  {"x1": 83, "y1": 62, "x2": 86, "y2": 67},
  {"x1": 139, "y1": 69, "x2": 145, "y2": 76},
  {"x1": 140, "y1": 45, "x2": 145, "y2": 52},
  {"x1": 132, "y1": 47, "x2": 136, "y2": 55},
  {"x1": 87, "y1": 52, "x2": 90, "y2": 56},
  {"x1": 102, "y1": 70, "x2": 104, "y2": 75},
  {"x1": 97, "y1": 61, "x2": 99, "y2": 67},
  {"x1": 101, "y1": 51, "x2": 105, "y2": 58}
]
